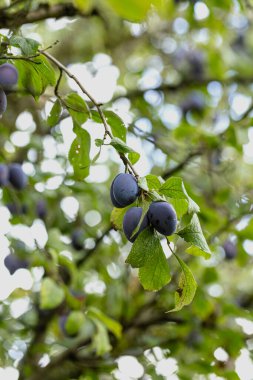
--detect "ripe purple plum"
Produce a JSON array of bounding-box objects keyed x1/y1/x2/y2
[
  {"x1": 0, "y1": 63, "x2": 18, "y2": 88},
  {"x1": 36, "y1": 199, "x2": 47, "y2": 220},
  {"x1": 0, "y1": 89, "x2": 7, "y2": 115},
  {"x1": 4, "y1": 253, "x2": 28, "y2": 275},
  {"x1": 223, "y1": 240, "x2": 237, "y2": 260},
  {"x1": 123, "y1": 207, "x2": 149, "y2": 242},
  {"x1": 148, "y1": 201, "x2": 177, "y2": 236},
  {"x1": 71, "y1": 229, "x2": 84, "y2": 251},
  {"x1": 0, "y1": 164, "x2": 8, "y2": 186},
  {"x1": 110, "y1": 173, "x2": 139, "y2": 208},
  {"x1": 180, "y1": 92, "x2": 205, "y2": 115},
  {"x1": 8, "y1": 163, "x2": 27, "y2": 190}
]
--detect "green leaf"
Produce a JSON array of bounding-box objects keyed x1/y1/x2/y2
[
  {"x1": 169, "y1": 198, "x2": 189, "y2": 219},
  {"x1": 145, "y1": 174, "x2": 161, "y2": 190},
  {"x1": 126, "y1": 228, "x2": 155, "y2": 268},
  {"x1": 69, "y1": 124, "x2": 91, "y2": 180},
  {"x1": 104, "y1": 111, "x2": 127, "y2": 142},
  {"x1": 90, "y1": 110, "x2": 102, "y2": 123},
  {"x1": 177, "y1": 214, "x2": 211, "y2": 259},
  {"x1": 40, "y1": 278, "x2": 65, "y2": 310},
  {"x1": 15, "y1": 55, "x2": 56, "y2": 98},
  {"x1": 47, "y1": 228, "x2": 66, "y2": 252},
  {"x1": 91, "y1": 318, "x2": 112, "y2": 355},
  {"x1": 90, "y1": 110, "x2": 127, "y2": 143},
  {"x1": 95, "y1": 139, "x2": 103, "y2": 147},
  {"x1": 138, "y1": 235, "x2": 171, "y2": 291},
  {"x1": 110, "y1": 137, "x2": 138, "y2": 155},
  {"x1": 127, "y1": 229, "x2": 171, "y2": 290},
  {"x1": 73, "y1": 0, "x2": 93, "y2": 12},
  {"x1": 65, "y1": 311, "x2": 85, "y2": 336},
  {"x1": 106, "y1": 0, "x2": 153, "y2": 21},
  {"x1": 187, "y1": 196, "x2": 200, "y2": 214},
  {"x1": 36, "y1": 55, "x2": 56, "y2": 89},
  {"x1": 10, "y1": 36, "x2": 40, "y2": 55},
  {"x1": 159, "y1": 177, "x2": 188, "y2": 200},
  {"x1": 160, "y1": 177, "x2": 200, "y2": 214},
  {"x1": 64, "y1": 93, "x2": 90, "y2": 125},
  {"x1": 129, "y1": 199, "x2": 150, "y2": 240},
  {"x1": 169, "y1": 254, "x2": 197, "y2": 312},
  {"x1": 138, "y1": 177, "x2": 149, "y2": 191},
  {"x1": 128, "y1": 151, "x2": 140, "y2": 165},
  {"x1": 110, "y1": 205, "x2": 132, "y2": 230},
  {"x1": 182, "y1": 183, "x2": 200, "y2": 214},
  {"x1": 47, "y1": 99, "x2": 62, "y2": 127},
  {"x1": 88, "y1": 307, "x2": 122, "y2": 339}
]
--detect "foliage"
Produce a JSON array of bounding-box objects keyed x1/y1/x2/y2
[{"x1": 0, "y1": 1, "x2": 252, "y2": 380}]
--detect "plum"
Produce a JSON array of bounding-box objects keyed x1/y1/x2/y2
[
  {"x1": 8, "y1": 163, "x2": 27, "y2": 190},
  {"x1": 148, "y1": 201, "x2": 177, "y2": 236},
  {"x1": 110, "y1": 180, "x2": 123, "y2": 208},
  {"x1": 59, "y1": 315, "x2": 68, "y2": 335},
  {"x1": 0, "y1": 89, "x2": 7, "y2": 115},
  {"x1": 223, "y1": 240, "x2": 237, "y2": 260},
  {"x1": 0, "y1": 63, "x2": 18, "y2": 88},
  {"x1": 7, "y1": 202, "x2": 27, "y2": 215},
  {"x1": 0, "y1": 164, "x2": 8, "y2": 186},
  {"x1": 180, "y1": 92, "x2": 205, "y2": 115},
  {"x1": 110, "y1": 173, "x2": 139, "y2": 208},
  {"x1": 71, "y1": 229, "x2": 84, "y2": 251},
  {"x1": 123, "y1": 207, "x2": 149, "y2": 242},
  {"x1": 36, "y1": 199, "x2": 47, "y2": 220},
  {"x1": 4, "y1": 253, "x2": 28, "y2": 275}
]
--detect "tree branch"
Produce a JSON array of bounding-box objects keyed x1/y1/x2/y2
[
  {"x1": 39, "y1": 49, "x2": 139, "y2": 177},
  {"x1": 76, "y1": 226, "x2": 113, "y2": 267},
  {"x1": 162, "y1": 150, "x2": 202, "y2": 179},
  {"x1": 0, "y1": 3, "x2": 98, "y2": 28},
  {"x1": 112, "y1": 75, "x2": 253, "y2": 102}
]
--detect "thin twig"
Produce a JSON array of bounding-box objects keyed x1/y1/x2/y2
[
  {"x1": 55, "y1": 68, "x2": 63, "y2": 98},
  {"x1": 163, "y1": 150, "x2": 202, "y2": 179},
  {"x1": 39, "y1": 49, "x2": 139, "y2": 177}
]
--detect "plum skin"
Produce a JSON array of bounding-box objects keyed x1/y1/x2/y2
[
  {"x1": 8, "y1": 163, "x2": 27, "y2": 190},
  {"x1": 148, "y1": 201, "x2": 177, "y2": 236},
  {"x1": 123, "y1": 207, "x2": 149, "y2": 242},
  {"x1": 0, "y1": 89, "x2": 7, "y2": 115},
  {"x1": 110, "y1": 178, "x2": 122, "y2": 208},
  {"x1": 0, "y1": 63, "x2": 18, "y2": 88},
  {"x1": 36, "y1": 199, "x2": 47, "y2": 219},
  {"x1": 4, "y1": 254, "x2": 28, "y2": 275},
  {"x1": 223, "y1": 240, "x2": 237, "y2": 260},
  {"x1": 0, "y1": 164, "x2": 8, "y2": 186},
  {"x1": 110, "y1": 173, "x2": 139, "y2": 208},
  {"x1": 71, "y1": 229, "x2": 84, "y2": 251}
]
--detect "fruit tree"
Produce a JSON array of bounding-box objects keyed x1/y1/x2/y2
[{"x1": 0, "y1": 1, "x2": 253, "y2": 379}]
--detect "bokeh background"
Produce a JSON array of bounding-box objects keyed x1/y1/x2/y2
[{"x1": 1, "y1": 0, "x2": 253, "y2": 379}]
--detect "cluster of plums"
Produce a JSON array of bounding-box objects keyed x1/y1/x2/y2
[
  {"x1": 0, "y1": 163, "x2": 27, "y2": 190},
  {"x1": 110, "y1": 173, "x2": 177, "y2": 242},
  {"x1": 0, "y1": 63, "x2": 18, "y2": 116}
]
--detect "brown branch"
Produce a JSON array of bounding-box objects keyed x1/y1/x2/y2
[
  {"x1": 162, "y1": 150, "x2": 202, "y2": 179},
  {"x1": 0, "y1": 3, "x2": 98, "y2": 28}
]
